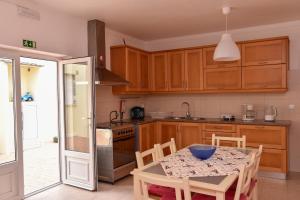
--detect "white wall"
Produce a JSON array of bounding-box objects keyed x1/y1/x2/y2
[{"x1": 0, "y1": 0, "x2": 87, "y2": 57}]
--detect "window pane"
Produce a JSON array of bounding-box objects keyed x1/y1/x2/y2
[
  {"x1": 63, "y1": 62, "x2": 90, "y2": 153},
  {"x1": 0, "y1": 58, "x2": 16, "y2": 164}
]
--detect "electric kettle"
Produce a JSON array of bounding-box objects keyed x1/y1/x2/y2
[{"x1": 264, "y1": 105, "x2": 277, "y2": 122}]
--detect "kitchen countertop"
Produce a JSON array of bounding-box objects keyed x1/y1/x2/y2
[{"x1": 96, "y1": 117, "x2": 291, "y2": 129}]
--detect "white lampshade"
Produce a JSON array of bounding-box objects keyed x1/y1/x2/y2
[{"x1": 213, "y1": 33, "x2": 240, "y2": 61}]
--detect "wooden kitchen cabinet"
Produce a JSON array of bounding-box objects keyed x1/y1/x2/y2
[
  {"x1": 111, "y1": 46, "x2": 151, "y2": 94},
  {"x1": 126, "y1": 48, "x2": 140, "y2": 91},
  {"x1": 203, "y1": 45, "x2": 241, "y2": 69},
  {"x1": 203, "y1": 67, "x2": 242, "y2": 90},
  {"x1": 260, "y1": 149, "x2": 287, "y2": 173},
  {"x1": 242, "y1": 39, "x2": 288, "y2": 66},
  {"x1": 139, "y1": 52, "x2": 152, "y2": 91},
  {"x1": 238, "y1": 125, "x2": 287, "y2": 149},
  {"x1": 185, "y1": 49, "x2": 203, "y2": 91},
  {"x1": 138, "y1": 123, "x2": 157, "y2": 164},
  {"x1": 178, "y1": 123, "x2": 202, "y2": 149},
  {"x1": 138, "y1": 123, "x2": 157, "y2": 151},
  {"x1": 152, "y1": 52, "x2": 168, "y2": 91},
  {"x1": 168, "y1": 51, "x2": 186, "y2": 91},
  {"x1": 242, "y1": 64, "x2": 287, "y2": 90}
]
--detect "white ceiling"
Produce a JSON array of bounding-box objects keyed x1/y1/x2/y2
[{"x1": 35, "y1": 0, "x2": 300, "y2": 40}]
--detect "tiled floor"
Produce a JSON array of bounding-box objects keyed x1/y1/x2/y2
[
  {"x1": 24, "y1": 142, "x2": 60, "y2": 195},
  {"x1": 27, "y1": 172, "x2": 300, "y2": 200}
]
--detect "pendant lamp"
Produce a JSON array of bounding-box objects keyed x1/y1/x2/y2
[{"x1": 213, "y1": 6, "x2": 240, "y2": 61}]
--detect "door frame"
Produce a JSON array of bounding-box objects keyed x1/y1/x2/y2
[
  {"x1": 58, "y1": 57, "x2": 97, "y2": 191},
  {"x1": 0, "y1": 47, "x2": 65, "y2": 199},
  {"x1": 0, "y1": 48, "x2": 24, "y2": 200}
]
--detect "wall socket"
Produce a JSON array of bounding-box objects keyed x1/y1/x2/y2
[{"x1": 288, "y1": 104, "x2": 296, "y2": 110}]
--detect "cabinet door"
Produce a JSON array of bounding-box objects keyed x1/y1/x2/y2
[
  {"x1": 158, "y1": 122, "x2": 179, "y2": 152},
  {"x1": 203, "y1": 131, "x2": 238, "y2": 147},
  {"x1": 242, "y1": 39, "x2": 288, "y2": 66},
  {"x1": 260, "y1": 149, "x2": 287, "y2": 173},
  {"x1": 152, "y1": 53, "x2": 168, "y2": 91},
  {"x1": 203, "y1": 67, "x2": 241, "y2": 90},
  {"x1": 242, "y1": 64, "x2": 287, "y2": 89},
  {"x1": 126, "y1": 48, "x2": 140, "y2": 91},
  {"x1": 179, "y1": 123, "x2": 202, "y2": 149},
  {"x1": 203, "y1": 46, "x2": 241, "y2": 69},
  {"x1": 139, "y1": 52, "x2": 151, "y2": 91},
  {"x1": 168, "y1": 51, "x2": 186, "y2": 91},
  {"x1": 238, "y1": 125, "x2": 287, "y2": 149},
  {"x1": 185, "y1": 49, "x2": 203, "y2": 91},
  {"x1": 138, "y1": 123, "x2": 157, "y2": 164}
]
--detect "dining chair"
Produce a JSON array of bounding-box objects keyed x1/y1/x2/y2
[
  {"x1": 247, "y1": 145, "x2": 263, "y2": 200},
  {"x1": 155, "y1": 138, "x2": 177, "y2": 159},
  {"x1": 212, "y1": 134, "x2": 247, "y2": 149},
  {"x1": 192, "y1": 153, "x2": 256, "y2": 200},
  {"x1": 137, "y1": 171, "x2": 192, "y2": 200},
  {"x1": 136, "y1": 147, "x2": 158, "y2": 169}
]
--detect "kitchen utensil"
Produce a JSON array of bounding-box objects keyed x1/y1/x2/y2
[
  {"x1": 265, "y1": 105, "x2": 277, "y2": 122},
  {"x1": 130, "y1": 106, "x2": 145, "y2": 120},
  {"x1": 242, "y1": 104, "x2": 256, "y2": 121},
  {"x1": 189, "y1": 145, "x2": 216, "y2": 160}
]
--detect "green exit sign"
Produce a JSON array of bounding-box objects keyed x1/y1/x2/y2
[{"x1": 23, "y1": 39, "x2": 36, "y2": 48}]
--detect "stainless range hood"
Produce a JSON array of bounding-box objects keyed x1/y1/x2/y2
[{"x1": 88, "y1": 20, "x2": 129, "y2": 86}]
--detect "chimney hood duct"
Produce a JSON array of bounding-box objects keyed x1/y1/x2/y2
[{"x1": 88, "y1": 20, "x2": 129, "y2": 86}]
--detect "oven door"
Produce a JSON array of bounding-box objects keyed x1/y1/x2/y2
[{"x1": 113, "y1": 135, "x2": 136, "y2": 168}]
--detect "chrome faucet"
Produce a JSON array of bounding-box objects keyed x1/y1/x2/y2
[
  {"x1": 181, "y1": 102, "x2": 191, "y2": 119},
  {"x1": 110, "y1": 110, "x2": 119, "y2": 123}
]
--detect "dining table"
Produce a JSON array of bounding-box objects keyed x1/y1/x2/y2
[{"x1": 131, "y1": 144, "x2": 257, "y2": 200}]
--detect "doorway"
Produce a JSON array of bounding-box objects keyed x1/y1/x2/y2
[{"x1": 19, "y1": 57, "x2": 61, "y2": 196}]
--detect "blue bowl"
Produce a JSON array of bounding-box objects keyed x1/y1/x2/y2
[{"x1": 188, "y1": 145, "x2": 216, "y2": 160}]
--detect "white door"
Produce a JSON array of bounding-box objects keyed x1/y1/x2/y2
[
  {"x1": 0, "y1": 52, "x2": 24, "y2": 200},
  {"x1": 59, "y1": 57, "x2": 97, "y2": 191}
]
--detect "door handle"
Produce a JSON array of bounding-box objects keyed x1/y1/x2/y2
[{"x1": 81, "y1": 117, "x2": 92, "y2": 120}]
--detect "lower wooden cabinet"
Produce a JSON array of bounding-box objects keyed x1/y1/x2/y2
[
  {"x1": 178, "y1": 123, "x2": 202, "y2": 149},
  {"x1": 238, "y1": 125, "x2": 287, "y2": 149},
  {"x1": 138, "y1": 123, "x2": 157, "y2": 152},
  {"x1": 260, "y1": 149, "x2": 287, "y2": 173},
  {"x1": 138, "y1": 122, "x2": 289, "y2": 176}
]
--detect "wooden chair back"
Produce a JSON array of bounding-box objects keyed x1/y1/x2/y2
[
  {"x1": 137, "y1": 171, "x2": 191, "y2": 200},
  {"x1": 253, "y1": 145, "x2": 263, "y2": 179},
  {"x1": 155, "y1": 138, "x2": 177, "y2": 159},
  {"x1": 135, "y1": 147, "x2": 158, "y2": 169},
  {"x1": 234, "y1": 153, "x2": 256, "y2": 200},
  {"x1": 212, "y1": 134, "x2": 246, "y2": 149}
]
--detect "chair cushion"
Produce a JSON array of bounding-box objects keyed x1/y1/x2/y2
[
  {"x1": 192, "y1": 189, "x2": 247, "y2": 200},
  {"x1": 148, "y1": 184, "x2": 175, "y2": 197}
]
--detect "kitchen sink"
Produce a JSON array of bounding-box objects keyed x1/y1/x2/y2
[{"x1": 169, "y1": 116, "x2": 206, "y2": 121}]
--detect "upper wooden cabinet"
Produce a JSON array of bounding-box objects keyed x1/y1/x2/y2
[
  {"x1": 111, "y1": 36, "x2": 289, "y2": 95},
  {"x1": 203, "y1": 45, "x2": 241, "y2": 69},
  {"x1": 126, "y1": 48, "x2": 140, "y2": 91},
  {"x1": 242, "y1": 39, "x2": 288, "y2": 66},
  {"x1": 185, "y1": 49, "x2": 203, "y2": 91},
  {"x1": 204, "y1": 67, "x2": 242, "y2": 90},
  {"x1": 139, "y1": 52, "x2": 152, "y2": 91},
  {"x1": 242, "y1": 64, "x2": 287, "y2": 90},
  {"x1": 167, "y1": 51, "x2": 186, "y2": 91},
  {"x1": 152, "y1": 52, "x2": 168, "y2": 91},
  {"x1": 111, "y1": 46, "x2": 151, "y2": 94}
]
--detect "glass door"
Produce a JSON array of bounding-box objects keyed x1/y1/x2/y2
[
  {"x1": 59, "y1": 57, "x2": 97, "y2": 191},
  {"x1": 0, "y1": 52, "x2": 24, "y2": 200}
]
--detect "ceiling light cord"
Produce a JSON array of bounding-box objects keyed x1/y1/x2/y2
[{"x1": 225, "y1": 14, "x2": 228, "y2": 33}]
